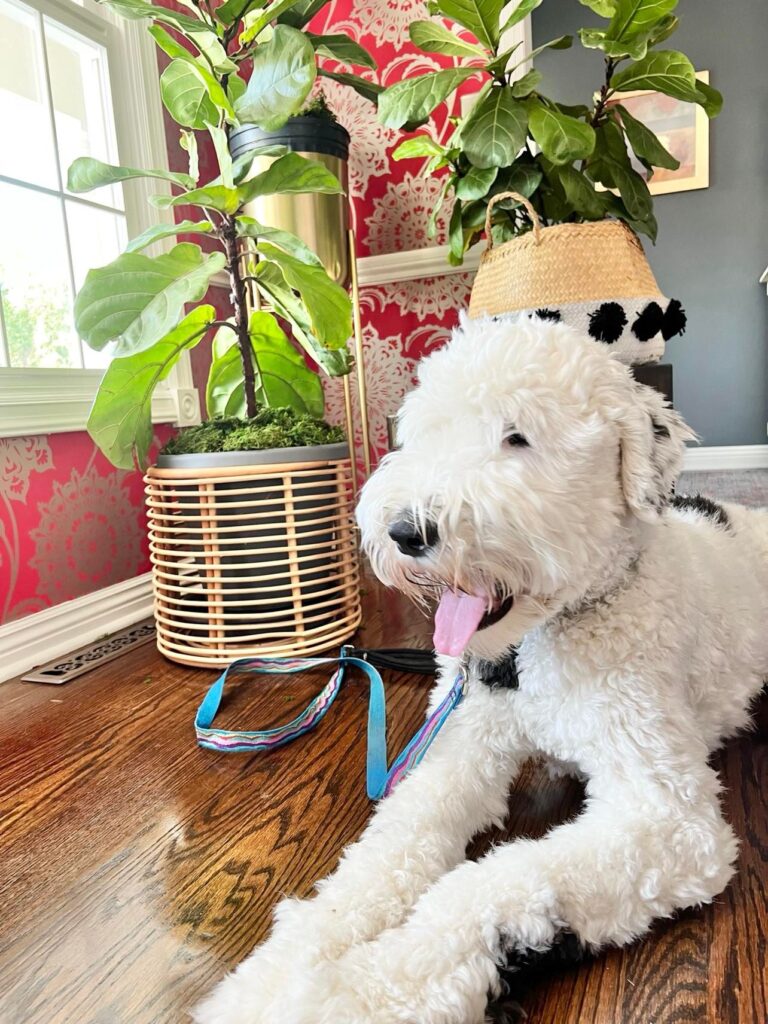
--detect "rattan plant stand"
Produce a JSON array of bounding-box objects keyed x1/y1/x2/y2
[{"x1": 145, "y1": 443, "x2": 361, "y2": 667}]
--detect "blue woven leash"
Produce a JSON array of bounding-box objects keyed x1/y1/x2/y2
[{"x1": 194, "y1": 648, "x2": 465, "y2": 800}]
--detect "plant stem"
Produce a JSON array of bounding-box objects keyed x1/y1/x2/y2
[
  {"x1": 589, "y1": 56, "x2": 618, "y2": 127},
  {"x1": 220, "y1": 216, "x2": 259, "y2": 418}
]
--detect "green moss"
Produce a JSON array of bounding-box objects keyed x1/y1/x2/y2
[
  {"x1": 161, "y1": 408, "x2": 346, "y2": 456},
  {"x1": 297, "y1": 92, "x2": 338, "y2": 124}
]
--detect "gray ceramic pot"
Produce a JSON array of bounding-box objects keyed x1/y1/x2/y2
[{"x1": 156, "y1": 443, "x2": 351, "y2": 627}]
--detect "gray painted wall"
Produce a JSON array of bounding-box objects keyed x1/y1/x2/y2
[{"x1": 532, "y1": 0, "x2": 768, "y2": 446}]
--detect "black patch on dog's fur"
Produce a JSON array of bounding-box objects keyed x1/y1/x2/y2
[
  {"x1": 487, "y1": 932, "x2": 591, "y2": 1021},
  {"x1": 534, "y1": 308, "x2": 561, "y2": 323},
  {"x1": 632, "y1": 301, "x2": 664, "y2": 342},
  {"x1": 662, "y1": 298, "x2": 687, "y2": 340},
  {"x1": 588, "y1": 302, "x2": 627, "y2": 344},
  {"x1": 651, "y1": 418, "x2": 670, "y2": 439},
  {"x1": 672, "y1": 493, "x2": 731, "y2": 529},
  {"x1": 475, "y1": 649, "x2": 520, "y2": 690}
]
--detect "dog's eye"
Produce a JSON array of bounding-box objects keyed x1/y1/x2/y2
[{"x1": 504, "y1": 432, "x2": 529, "y2": 448}]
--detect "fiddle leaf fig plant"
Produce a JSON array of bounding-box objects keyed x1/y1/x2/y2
[
  {"x1": 382, "y1": 0, "x2": 721, "y2": 263},
  {"x1": 68, "y1": 0, "x2": 377, "y2": 470}
]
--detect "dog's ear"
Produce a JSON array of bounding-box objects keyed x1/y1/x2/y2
[{"x1": 617, "y1": 379, "x2": 697, "y2": 520}]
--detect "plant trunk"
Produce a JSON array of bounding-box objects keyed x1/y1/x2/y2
[{"x1": 221, "y1": 215, "x2": 258, "y2": 418}]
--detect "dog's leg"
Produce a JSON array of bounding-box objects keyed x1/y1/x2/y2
[
  {"x1": 287, "y1": 767, "x2": 738, "y2": 1024},
  {"x1": 194, "y1": 681, "x2": 527, "y2": 1024}
]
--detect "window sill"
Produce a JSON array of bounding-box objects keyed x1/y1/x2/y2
[{"x1": 0, "y1": 367, "x2": 200, "y2": 439}]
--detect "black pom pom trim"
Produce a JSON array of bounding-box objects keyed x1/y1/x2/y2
[
  {"x1": 534, "y1": 308, "x2": 561, "y2": 322},
  {"x1": 588, "y1": 302, "x2": 627, "y2": 344},
  {"x1": 662, "y1": 298, "x2": 687, "y2": 340},
  {"x1": 632, "y1": 301, "x2": 664, "y2": 342}
]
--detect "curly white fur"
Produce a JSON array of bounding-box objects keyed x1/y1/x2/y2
[{"x1": 195, "y1": 315, "x2": 768, "y2": 1024}]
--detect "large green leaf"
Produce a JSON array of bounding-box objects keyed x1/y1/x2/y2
[
  {"x1": 409, "y1": 20, "x2": 487, "y2": 57},
  {"x1": 208, "y1": 124, "x2": 234, "y2": 189},
  {"x1": 307, "y1": 32, "x2": 377, "y2": 67},
  {"x1": 611, "y1": 49, "x2": 697, "y2": 100},
  {"x1": 160, "y1": 60, "x2": 220, "y2": 129},
  {"x1": 149, "y1": 25, "x2": 235, "y2": 120},
  {"x1": 124, "y1": 219, "x2": 214, "y2": 254},
  {"x1": 277, "y1": 0, "x2": 328, "y2": 28},
  {"x1": 234, "y1": 25, "x2": 316, "y2": 129},
  {"x1": 461, "y1": 87, "x2": 528, "y2": 169},
  {"x1": 180, "y1": 129, "x2": 199, "y2": 181},
  {"x1": 579, "y1": 0, "x2": 616, "y2": 14},
  {"x1": 74, "y1": 243, "x2": 225, "y2": 355},
  {"x1": 67, "y1": 156, "x2": 193, "y2": 193},
  {"x1": 542, "y1": 159, "x2": 605, "y2": 219},
  {"x1": 240, "y1": 0, "x2": 308, "y2": 40},
  {"x1": 527, "y1": 101, "x2": 596, "y2": 164},
  {"x1": 606, "y1": 0, "x2": 678, "y2": 40},
  {"x1": 214, "y1": 0, "x2": 260, "y2": 24},
  {"x1": 427, "y1": 174, "x2": 454, "y2": 238},
  {"x1": 87, "y1": 305, "x2": 216, "y2": 470},
  {"x1": 254, "y1": 262, "x2": 351, "y2": 376},
  {"x1": 236, "y1": 216, "x2": 323, "y2": 265},
  {"x1": 455, "y1": 164, "x2": 497, "y2": 201},
  {"x1": 589, "y1": 121, "x2": 652, "y2": 220},
  {"x1": 510, "y1": 68, "x2": 542, "y2": 98},
  {"x1": 239, "y1": 151, "x2": 343, "y2": 201},
  {"x1": 162, "y1": 184, "x2": 241, "y2": 214},
  {"x1": 207, "y1": 313, "x2": 324, "y2": 418},
  {"x1": 435, "y1": 0, "x2": 503, "y2": 50},
  {"x1": 579, "y1": 25, "x2": 656, "y2": 60},
  {"x1": 392, "y1": 135, "x2": 445, "y2": 161},
  {"x1": 378, "y1": 68, "x2": 477, "y2": 129},
  {"x1": 615, "y1": 103, "x2": 679, "y2": 170},
  {"x1": 500, "y1": 0, "x2": 542, "y2": 32},
  {"x1": 257, "y1": 243, "x2": 352, "y2": 349},
  {"x1": 316, "y1": 68, "x2": 383, "y2": 104},
  {"x1": 694, "y1": 78, "x2": 723, "y2": 118},
  {"x1": 448, "y1": 198, "x2": 464, "y2": 265}
]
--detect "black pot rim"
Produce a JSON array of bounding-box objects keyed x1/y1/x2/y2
[
  {"x1": 229, "y1": 118, "x2": 350, "y2": 161},
  {"x1": 155, "y1": 441, "x2": 350, "y2": 470}
]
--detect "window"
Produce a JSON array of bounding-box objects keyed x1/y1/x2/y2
[{"x1": 0, "y1": 0, "x2": 200, "y2": 435}]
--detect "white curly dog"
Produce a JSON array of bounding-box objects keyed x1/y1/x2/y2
[{"x1": 195, "y1": 314, "x2": 768, "y2": 1024}]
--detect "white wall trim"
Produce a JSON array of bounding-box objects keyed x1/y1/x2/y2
[
  {"x1": 0, "y1": 572, "x2": 154, "y2": 683},
  {"x1": 0, "y1": 369, "x2": 198, "y2": 438},
  {"x1": 357, "y1": 245, "x2": 481, "y2": 286},
  {"x1": 683, "y1": 445, "x2": 768, "y2": 472}
]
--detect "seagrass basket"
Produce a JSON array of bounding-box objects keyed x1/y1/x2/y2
[
  {"x1": 468, "y1": 191, "x2": 686, "y2": 365},
  {"x1": 144, "y1": 443, "x2": 361, "y2": 667}
]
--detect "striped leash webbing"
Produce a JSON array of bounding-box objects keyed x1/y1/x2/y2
[{"x1": 194, "y1": 649, "x2": 465, "y2": 800}]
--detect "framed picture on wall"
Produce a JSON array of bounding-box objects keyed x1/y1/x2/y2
[{"x1": 607, "y1": 70, "x2": 711, "y2": 195}]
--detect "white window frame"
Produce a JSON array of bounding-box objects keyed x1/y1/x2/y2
[{"x1": 0, "y1": 0, "x2": 201, "y2": 438}]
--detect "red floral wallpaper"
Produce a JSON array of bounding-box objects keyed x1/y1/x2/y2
[
  {"x1": 0, "y1": 432, "x2": 168, "y2": 624},
  {"x1": 1, "y1": 0, "x2": 478, "y2": 628}
]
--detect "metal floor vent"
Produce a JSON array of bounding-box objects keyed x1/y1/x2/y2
[{"x1": 22, "y1": 620, "x2": 156, "y2": 685}]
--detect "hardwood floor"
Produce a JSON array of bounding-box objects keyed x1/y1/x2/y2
[{"x1": 0, "y1": 580, "x2": 765, "y2": 1024}]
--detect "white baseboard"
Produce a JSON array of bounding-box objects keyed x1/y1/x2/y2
[
  {"x1": 682, "y1": 445, "x2": 768, "y2": 472},
  {"x1": 0, "y1": 572, "x2": 154, "y2": 683}
]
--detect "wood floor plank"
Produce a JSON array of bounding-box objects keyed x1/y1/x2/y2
[{"x1": 0, "y1": 582, "x2": 764, "y2": 1024}]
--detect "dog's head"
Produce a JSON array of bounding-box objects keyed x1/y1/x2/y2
[{"x1": 356, "y1": 314, "x2": 695, "y2": 661}]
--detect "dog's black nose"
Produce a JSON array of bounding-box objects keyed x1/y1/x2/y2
[{"x1": 387, "y1": 518, "x2": 438, "y2": 557}]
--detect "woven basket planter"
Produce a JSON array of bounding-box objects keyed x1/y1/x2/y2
[
  {"x1": 144, "y1": 443, "x2": 361, "y2": 667},
  {"x1": 469, "y1": 192, "x2": 686, "y2": 365}
]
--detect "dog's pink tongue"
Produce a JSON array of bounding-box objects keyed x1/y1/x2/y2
[{"x1": 433, "y1": 591, "x2": 487, "y2": 657}]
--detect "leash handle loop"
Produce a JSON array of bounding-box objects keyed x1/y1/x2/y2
[{"x1": 194, "y1": 651, "x2": 464, "y2": 799}]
